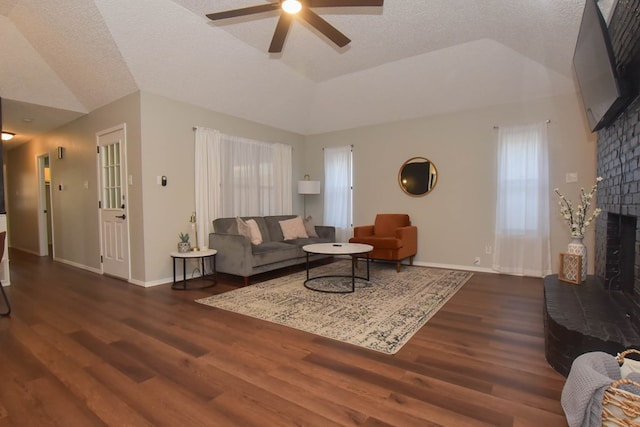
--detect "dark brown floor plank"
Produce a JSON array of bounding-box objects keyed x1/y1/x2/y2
[{"x1": 0, "y1": 250, "x2": 568, "y2": 426}]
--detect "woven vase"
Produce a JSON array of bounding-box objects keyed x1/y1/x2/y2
[{"x1": 567, "y1": 236, "x2": 587, "y2": 282}]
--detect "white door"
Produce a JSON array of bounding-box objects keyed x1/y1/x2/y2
[{"x1": 98, "y1": 126, "x2": 130, "y2": 280}]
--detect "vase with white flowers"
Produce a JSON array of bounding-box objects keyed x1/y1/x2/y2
[{"x1": 554, "y1": 176, "x2": 603, "y2": 282}]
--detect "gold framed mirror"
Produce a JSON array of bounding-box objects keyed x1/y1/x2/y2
[{"x1": 398, "y1": 156, "x2": 438, "y2": 197}]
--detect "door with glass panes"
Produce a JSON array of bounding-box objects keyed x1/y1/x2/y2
[{"x1": 98, "y1": 126, "x2": 130, "y2": 280}]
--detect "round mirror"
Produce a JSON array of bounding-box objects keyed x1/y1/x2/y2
[{"x1": 398, "y1": 157, "x2": 438, "y2": 196}]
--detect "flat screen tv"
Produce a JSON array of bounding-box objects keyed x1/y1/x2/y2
[{"x1": 573, "y1": 0, "x2": 629, "y2": 132}]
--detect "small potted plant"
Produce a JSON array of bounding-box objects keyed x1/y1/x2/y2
[{"x1": 177, "y1": 232, "x2": 191, "y2": 253}]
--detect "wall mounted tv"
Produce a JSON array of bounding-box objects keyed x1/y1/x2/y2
[{"x1": 573, "y1": 0, "x2": 630, "y2": 132}]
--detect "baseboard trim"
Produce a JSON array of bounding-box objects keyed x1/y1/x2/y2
[
  {"x1": 53, "y1": 257, "x2": 102, "y2": 275},
  {"x1": 412, "y1": 261, "x2": 498, "y2": 274},
  {"x1": 132, "y1": 277, "x2": 173, "y2": 288}
]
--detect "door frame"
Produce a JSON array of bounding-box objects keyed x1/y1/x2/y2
[
  {"x1": 96, "y1": 123, "x2": 131, "y2": 280},
  {"x1": 36, "y1": 153, "x2": 54, "y2": 257}
]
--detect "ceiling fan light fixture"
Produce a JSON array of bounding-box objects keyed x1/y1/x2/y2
[
  {"x1": 1, "y1": 131, "x2": 15, "y2": 141},
  {"x1": 282, "y1": 0, "x2": 302, "y2": 14}
]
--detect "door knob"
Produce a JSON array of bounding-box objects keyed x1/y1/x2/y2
[{"x1": 115, "y1": 214, "x2": 126, "y2": 220}]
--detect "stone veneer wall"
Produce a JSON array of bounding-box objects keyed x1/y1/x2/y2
[
  {"x1": 594, "y1": 0, "x2": 640, "y2": 325},
  {"x1": 595, "y1": 95, "x2": 640, "y2": 283}
]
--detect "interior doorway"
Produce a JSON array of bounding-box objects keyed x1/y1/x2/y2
[
  {"x1": 37, "y1": 154, "x2": 54, "y2": 257},
  {"x1": 97, "y1": 125, "x2": 130, "y2": 280}
]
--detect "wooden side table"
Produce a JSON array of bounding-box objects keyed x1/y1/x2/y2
[{"x1": 170, "y1": 248, "x2": 217, "y2": 290}]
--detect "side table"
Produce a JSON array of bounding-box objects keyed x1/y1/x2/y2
[{"x1": 170, "y1": 248, "x2": 217, "y2": 290}]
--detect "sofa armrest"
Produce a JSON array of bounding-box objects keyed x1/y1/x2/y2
[
  {"x1": 315, "y1": 225, "x2": 335, "y2": 241},
  {"x1": 352, "y1": 225, "x2": 374, "y2": 238},
  {"x1": 208, "y1": 232, "x2": 253, "y2": 276}
]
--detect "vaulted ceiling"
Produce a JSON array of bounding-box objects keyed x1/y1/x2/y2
[{"x1": 0, "y1": 0, "x2": 612, "y2": 149}]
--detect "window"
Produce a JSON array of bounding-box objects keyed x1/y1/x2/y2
[
  {"x1": 323, "y1": 145, "x2": 353, "y2": 242},
  {"x1": 493, "y1": 123, "x2": 551, "y2": 277},
  {"x1": 194, "y1": 127, "x2": 292, "y2": 249}
]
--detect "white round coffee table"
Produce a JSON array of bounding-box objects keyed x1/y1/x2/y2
[{"x1": 302, "y1": 243, "x2": 373, "y2": 293}]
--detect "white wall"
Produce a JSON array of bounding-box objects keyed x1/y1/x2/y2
[{"x1": 305, "y1": 92, "x2": 597, "y2": 274}]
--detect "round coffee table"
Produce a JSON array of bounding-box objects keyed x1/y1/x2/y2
[{"x1": 302, "y1": 243, "x2": 373, "y2": 293}]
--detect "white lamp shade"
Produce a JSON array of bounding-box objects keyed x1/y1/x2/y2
[{"x1": 298, "y1": 180, "x2": 321, "y2": 195}]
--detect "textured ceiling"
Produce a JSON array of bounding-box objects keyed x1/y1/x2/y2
[{"x1": 0, "y1": 0, "x2": 603, "y2": 149}]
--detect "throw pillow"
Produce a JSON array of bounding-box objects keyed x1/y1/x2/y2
[
  {"x1": 245, "y1": 219, "x2": 263, "y2": 245},
  {"x1": 236, "y1": 217, "x2": 251, "y2": 239},
  {"x1": 303, "y1": 216, "x2": 318, "y2": 237},
  {"x1": 236, "y1": 217, "x2": 263, "y2": 245},
  {"x1": 279, "y1": 216, "x2": 308, "y2": 240}
]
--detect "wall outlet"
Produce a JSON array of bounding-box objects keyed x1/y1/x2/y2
[
  {"x1": 485, "y1": 244, "x2": 492, "y2": 254},
  {"x1": 474, "y1": 257, "x2": 480, "y2": 265}
]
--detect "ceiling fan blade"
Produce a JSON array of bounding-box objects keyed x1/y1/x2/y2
[
  {"x1": 309, "y1": 0, "x2": 384, "y2": 7},
  {"x1": 206, "y1": 3, "x2": 279, "y2": 21},
  {"x1": 299, "y1": 8, "x2": 351, "y2": 48},
  {"x1": 269, "y1": 14, "x2": 293, "y2": 53}
]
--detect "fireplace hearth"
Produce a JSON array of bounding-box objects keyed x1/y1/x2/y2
[{"x1": 544, "y1": 275, "x2": 640, "y2": 377}]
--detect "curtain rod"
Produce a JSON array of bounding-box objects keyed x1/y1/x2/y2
[
  {"x1": 322, "y1": 144, "x2": 354, "y2": 150},
  {"x1": 493, "y1": 119, "x2": 551, "y2": 129}
]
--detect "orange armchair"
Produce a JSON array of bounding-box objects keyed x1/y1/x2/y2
[{"x1": 349, "y1": 214, "x2": 417, "y2": 271}]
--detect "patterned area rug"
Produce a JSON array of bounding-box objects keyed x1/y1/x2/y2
[{"x1": 196, "y1": 261, "x2": 473, "y2": 354}]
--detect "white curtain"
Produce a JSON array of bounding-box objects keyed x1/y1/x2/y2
[
  {"x1": 194, "y1": 127, "x2": 292, "y2": 249},
  {"x1": 492, "y1": 122, "x2": 551, "y2": 277},
  {"x1": 323, "y1": 146, "x2": 352, "y2": 242}
]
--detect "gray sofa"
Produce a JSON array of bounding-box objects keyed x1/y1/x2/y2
[{"x1": 209, "y1": 215, "x2": 335, "y2": 285}]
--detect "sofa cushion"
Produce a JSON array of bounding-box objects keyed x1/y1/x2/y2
[
  {"x1": 214, "y1": 217, "x2": 271, "y2": 242},
  {"x1": 237, "y1": 217, "x2": 263, "y2": 245},
  {"x1": 279, "y1": 216, "x2": 308, "y2": 240},
  {"x1": 303, "y1": 216, "x2": 319, "y2": 238},
  {"x1": 213, "y1": 217, "x2": 238, "y2": 234},
  {"x1": 264, "y1": 215, "x2": 297, "y2": 242},
  {"x1": 285, "y1": 236, "x2": 333, "y2": 247},
  {"x1": 236, "y1": 217, "x2": 251, "y2": 238},
  {"x1": 251, "y1": 241, "x2": 299, "y2": 267}
]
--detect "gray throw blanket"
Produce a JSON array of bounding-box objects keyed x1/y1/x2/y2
[{"x1": 561, "y1": 351, "x2": 621, "y2": 427}]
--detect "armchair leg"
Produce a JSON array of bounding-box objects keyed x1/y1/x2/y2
[
  {"x1": 410, "y1": 256, "x2": 414, "y2": 266},
  {"x1": 396, "y1": 261, "x2": 401, "y2": 272}
]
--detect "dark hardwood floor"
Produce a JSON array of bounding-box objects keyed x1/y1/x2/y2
[{"x1": 0, "y1": 250, "x2": 568, "y2": 426}]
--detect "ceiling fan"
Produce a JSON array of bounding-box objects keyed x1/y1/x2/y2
[{"x1": 206, "y1": 0, "x2": 384, "y2": 53}]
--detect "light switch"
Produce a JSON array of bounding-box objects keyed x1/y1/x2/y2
[
  {"x1": 566, "y1": 172, "x2": 578, "y2": 183},
  {"x1": 128, "y1": 175, "x2": 133, "y2": 185},
  {"x1": 83, "y1": 180, "x2": 89, "y2": 189}
]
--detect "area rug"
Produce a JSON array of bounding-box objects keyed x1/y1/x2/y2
[{"x1": 196, "y1": 261, "x2": 473, "y2": 354}]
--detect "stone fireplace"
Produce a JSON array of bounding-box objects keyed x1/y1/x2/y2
[
  {"x1": 595, "y1": 96, "x2": 640, "y2": 329},
  {"x1": 543, "y1": 0, "x2": 640, "y2": 376},
  {"x1": 543, "y1": 98, "x2": 640, "y2": 377},
  {"x1": 602, "y1": 213, "x2": 637, "y2": 295},
  {"x1": 591, "y1": 0, "x2": 640, "y2": 305}
]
